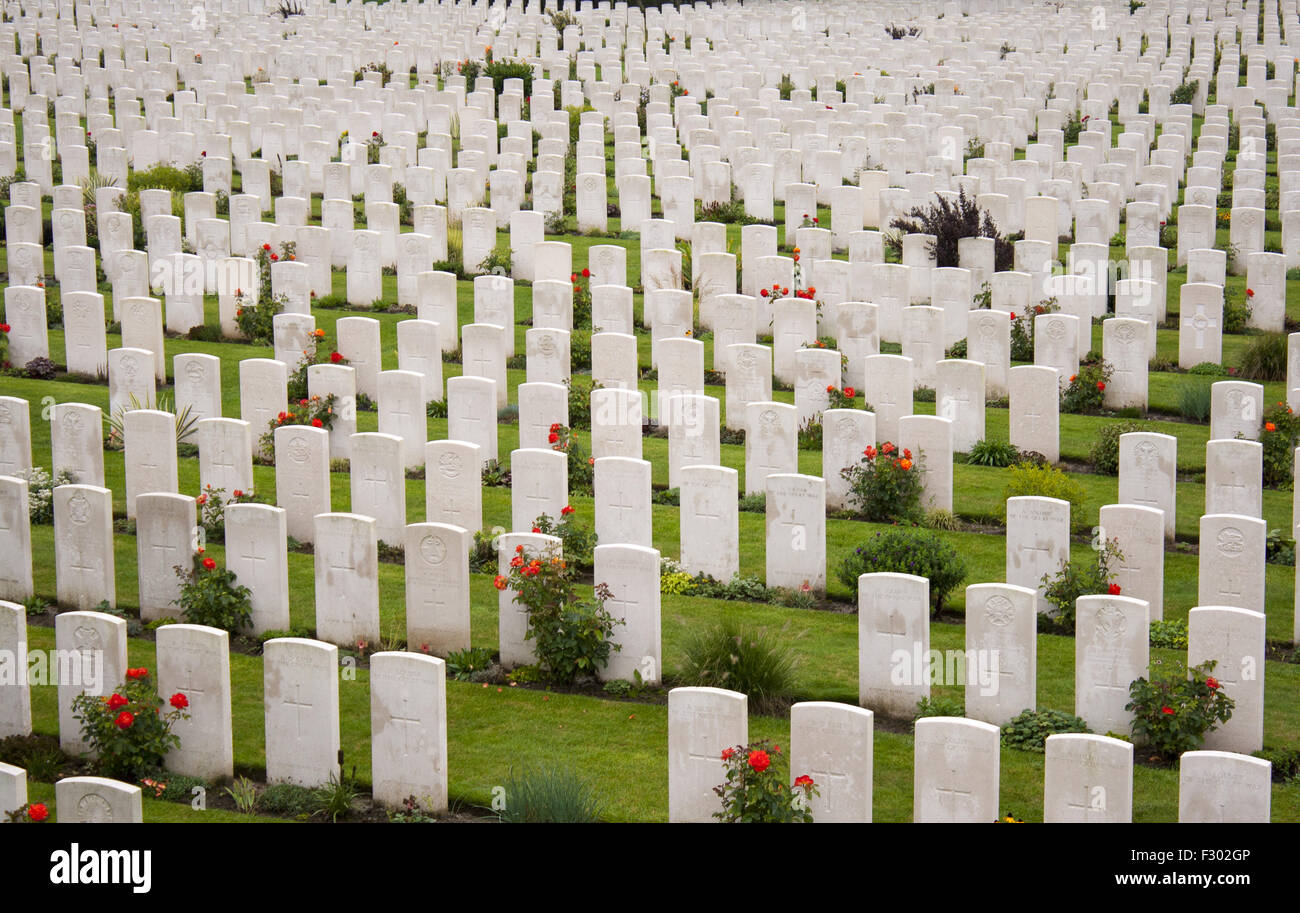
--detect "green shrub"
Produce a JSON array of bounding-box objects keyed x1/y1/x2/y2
[
  {"x1": 1238, "y1": 333, "x2": 1287, "y2": 381},
  {"x1": 1060, "y1": 360, "x2": 1114, "y2": 414},
  {"x1": 70, "y1": 668, "x2": 189, "y2": 781},
  {"x1": 497, "y1": 766, "x2": 604, "y2": 823},
  {"x1": 506, "y1": 545, "x2": 622, "y2": 684},
  {"x1": 1254, "y1": 747, "x2": 1300, "y2": 783},
  {"x1": 1088, "y1": 420, "x2": 1148, "y2": 474},
  {"x1": 966, "y1": 438, "x2": 1020, "y2": 467},
  {"x1": 1170, "y1": 78, "x2": 1198, "y2": 105},
  {"x1": 1177, "y1": 383, "x2": 1213, "y2": 421},
  {"x1": 1003, "y1": 462, "x2": 1086, "y2": 529},
  {"x1": 1149, "y1": 618, "x2": 1189, "y2": 650},
  {"x1": 1260, "y1": 402, "x2": 1300, "y2": 488},
  {"x1": 1187, "y1": 361, "x2": 1228, "y2": 375},
  {"x1": 259, "y1": 782, "x2": 318, "y2": 819},
  {"x1": 841, "y1": 442, "x2": 924, "y2": 522},
  {"x1": 531, "y1": 508, "x2": 597, "y2": 569},
  {"x1": 913, "y1": 695, "x2": 965, "y2": 721},
  {"x1": 444, "y1": 646, "x2": 497, "y2": 681},
  {"x1": 1223, "y1": 289, "x2": 1251, "y2": 333},
  {"x1": 680, "y1": 622, "x2": 799, "y2": 714},
  {"x1": 1039, "y1": 538, "x2": 1124, "y2": 630},
  {"x1": 127, "y1": 163, "x2": 202, "y2": 193},
  {"x1": 1126, "y1": 660, "x2": 1234, "y2": 762},
  {"x1": 836, "y1": 528, "x2": 967, "y2": 615},
  {"x1": 172, "y1": 551, "x2": 253, "y2": 632},
  {"x1": 714, "y1": 738, "x2": 817, "y2": 823},
  {"x1": 1001, "y1": 708, "x2": 1091, "y2": 752}
]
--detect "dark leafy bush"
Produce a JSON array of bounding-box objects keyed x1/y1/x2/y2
[
  {"x1": 23, "y1": 357, "x2": 57, "y2": 380},
  {"x1": 1001, "y1": 709, "x2": 1091, "y2": 752},
  {"x1": 1170, "y1": 79, "x2": 1198, "y2": 105},
  {"x1": 1126, "y1": 660, "x2": 1234, "y2": 762},
  {"x1": 1088, "y1": 420, "x2": 1148, "y2": 474},
  {"x1": 836, "y1": 528, "x2": 967, "y2": 615},
  {"x1": 680, "y1": 622, "x2": 799, "y2": 714},
  {"x1": 967, "y1": 439, "x2": 1020, "y2": 467},
  {"x1": 1260, "y1": 402, "x2": 1300, "y2": 488},
  {"x1": 887, "y1": 188, "x2": 1013, "y2": 271},
  {"x1": 1254, "y1": 747, "x2": 1300, "y2": 783}
]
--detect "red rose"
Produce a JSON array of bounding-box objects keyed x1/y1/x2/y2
[
  {"x1": 782, "y1": 287, "x2": 789, "y2": 296},
  {"x1": 721, "y1": 747, "x2": 735, "y2": 761},
  {"x1": 126, "y1": 667, "x2": 148, "y2": 680},
  {"x1": 330, "y1": 351, "x2": 343, "y2": 363},
  {"x1": 570, "y1": 273, "x2": 577, "y2": 282},
  {"x1": 561, "y1": 505, "x2": 575, "y2": 515},
  {"x1": 107, "y1": 693, "x2": 128, "y2": 711},
  {"x1": 531, "y1": 527, "x2": 540, "y2": 533},
  {"x1": 312, "y1": 418, "x2": 323, "y2": 428},
  {"x1": 116, "y1": 711, "x2": 135, "y2": 730},
  {"x1": 262, "y1": 243, "x2": 272, "y2": 251},
  {"x1": 794, "y1": 774, "x2": 814, "y2": 788},
  {"x1": 232, "y1": 490, "x2": 243, "y2": 498},
  {"x1": 844, "y1": 387, "x2": 855, "y2": 397},
  {"x1": 548, "y1": 432, "x2": 558, "y2": 443},
  {"x1": 170, "y1": 692, "x2": 189, "y2": 710},
  {"x1": 1010, "y1": 312, "x2": 1017, "y2": 320},
  {"x1": 493, "y1": 575, "x2": 508, "y2": 590},
  {"x1": 202, "y1": 557, "x2": 216, "y2": 570},
  {"x1": 1108, "y1": 583, "x2": 1121, "y2": 595},
  {"x1": 826, "y1": 384, "x2": 835, "y2": 393},
  {"x1": 1097, "y1": 381, "x2": 1106, "y2": 391},
  {"x1": 550, "y1": 423, "x2": 561, "y2": 432},
  {"x1": 1265, "y1": 422, "x2": 1276, "y2": 432},
  {"x1": 516, "y1": 545, "x2": 525, "y2": 554},
  {"x1": 748, "y1": 749, "x2": 771, "y2": 773},
  {"x1": 196, "y1": 494, "x2": 208, "y2": 506},
  {"x1": 582, "y1": 268, "x2": 590, "y2": 278},
  {"x1": 300, "y1": 398, "x2": 309, "y2": 406},
  {"x1": 760, "y1": 288, "x2": 769, "y2": 297},
  {"x1": 1246, "y1": 288, "x2": 1254, "y2": 297},
  {"x1": 27, "y1": 803, "x2": 48, "y2": 822},
  {"x1": 270, "y1": 253, "x2": 278, "y2": 261},
  {"x1": 1161, "y1": 706, "x2": 1174, "y2": 715},
  {"x1": 1206, "y1": 677, "x2": 1220, "y2": 690}
]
